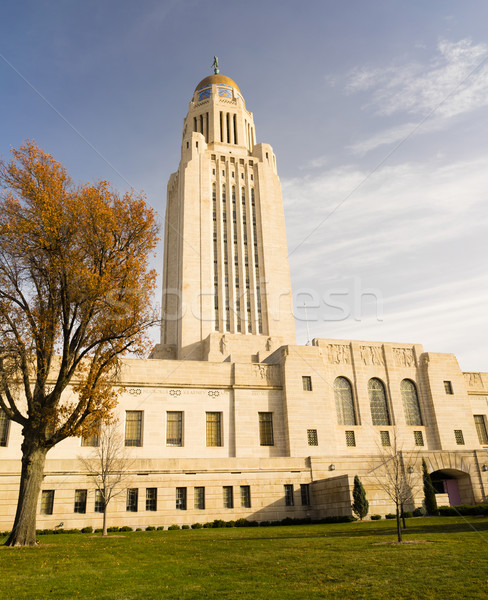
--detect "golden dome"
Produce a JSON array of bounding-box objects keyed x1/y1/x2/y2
[{"x1": 194, "y1": 74, "x2": 241, "y2": 93}]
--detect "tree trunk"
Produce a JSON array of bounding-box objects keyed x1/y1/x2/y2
[
  {"x1": 396, "y1": 505, "x2": 402, "y2": 543},
  {"x1": 102, "y1": 506, "x2": 108, "y2": 536},
  {"x1": 5, "y1": 438, "x2": 48, "y2": 546}
]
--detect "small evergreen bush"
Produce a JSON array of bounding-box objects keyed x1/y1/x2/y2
[
  {"x1": 181, "y1": 525, "x2": 190, "y2": 530},
  {"x1": 119, "y1": 526, "x2": 133, "y2": 532},
  {"x1": 146, "y1": 526, "x2": 156, "y2": 531},
  {"x1": 385, "y1": 513, "x2": 396, "y2": 520},
  {"x1": 168, "y1": 524, "x2": 180, "y2": 530},
  {"x1": 81, "y1": 526, "x2": 93, "y2": 534},
  {"x1": 412, "y1": 507, "x2": 424, "y2": 517},
  {"x1": 352, "y1": 475, "x2": 369, "y2": 520},
  {"x1": 422, "y1": 459, "x2": 438, "y2": 515},
  {"x1": 191, "y1": 523, "x2": 203, "y2": 529},
  {"x1": 370, "y1": 514, "x2": 381, "y2": 520}
]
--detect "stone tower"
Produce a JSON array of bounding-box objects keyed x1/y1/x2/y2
[{"x1": 155, "y1": 70, "x2": 296, "y2": 361}]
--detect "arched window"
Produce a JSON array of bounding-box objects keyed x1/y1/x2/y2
[
  {"x1": 334, "y1": 377, "x2": 357, "y2": 425},
  {"x1": 401, "y1": 379, "x2": 423, "y2": 426},
  {"x1": 368, "y1": 378, "x2": 391, "y2": 425}
]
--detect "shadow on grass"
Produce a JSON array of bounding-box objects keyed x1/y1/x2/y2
[{"x1": 186, "y1": 519, "x2": 488, "y2": 543}]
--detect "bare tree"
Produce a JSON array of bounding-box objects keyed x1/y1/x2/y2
[
  {"x1": 79, "y1": 421, "x2": 133, "y2": 536},
  {"x1": 369, "y1": 430, "x2": 420, "y2": 542}
]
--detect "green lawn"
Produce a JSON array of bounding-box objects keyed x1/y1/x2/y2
[{"x1": 2, "y1": 517, "x2": 488, "y2": 599}]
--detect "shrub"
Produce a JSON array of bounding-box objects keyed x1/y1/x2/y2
[
  {"x1": 181, "y1": 525, "x2": 190, "y2": 530},
  {"x1": 422, "y1": 459, "x2": 438, "y2": 515},
  {"x1": 135, "y1": 528, "x2": 143, "y2": 531},
  {"x1": 225, "y1": 520, "x2": 235, "y2": 528},
  {"x1": 81, "y1": 526, "x2": 93, "y2": 534},
  {"x1": 385, "y1": 513, "x2": 396, "y2": 520},
  {"x1": 203, "y1": 522, "x2": 213, "y2": 528},
  {"x1": 370, "y1": 514, "x2": 381, "y2": 520},
  {"x1": 156, "y1": 526, "x2": 164, "y2": 531},
  {"x1": 119, "y1": 526, "x2": 133, "y2": 532},
  {"x1": 212, "y1": 519, "x2": 226, "y2": 528},
  {"x1": 94, "y1": 528, "x2": 102, "y2": 533},
  {"x1": 168, "y1": 524, "x2": 180, "y2": 530},
  {"x1": 438, "y1": 503, "x2": 488, "y2": 517},
  {"x1": 413, "y1": 507, "x2": 424, "y2": 517},
  {"x1": 107, "y1": 526, "x2": 119, "y2": 532},
  {"x1": 401, "y1": 511, "x2": 413, "y2": 519},
  {"x1": 146, "y1": 526, "x2": 156, "y2": 531},
  {"x1": 352, "y1": 475, "x2": 369, "y2": 521},
  {"x1": 234, "y1": 518, "x2": 249, "y2": 528},
  {"x1": 191, "y1": 523, "x2": 203, "y2": 529},
  {"x1": 259, "y1": 521, "x2": 272, "y2": 527}
]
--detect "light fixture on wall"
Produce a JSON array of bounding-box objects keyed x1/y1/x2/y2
[
  {"x1": 329, "y1": 464, "x2": 336, "y2": 471},
  {"x1": 482, "y1": 464, "x2": 488, "y2": 472}
]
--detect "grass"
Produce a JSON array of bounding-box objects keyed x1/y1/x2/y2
[{"x1": 1, "y1": 517, "x2": 488, "y2": 599}]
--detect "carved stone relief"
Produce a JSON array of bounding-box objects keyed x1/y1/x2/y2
[
  {"x1": 393, "y1": 347, "x2": 416, "y2": 367},
  {"x1": 464, "y1": 372, "x2": 483, "y2": 389},
  {"x1": 360, "y1": 345, "x2": 384, "y2": 366},
  {"x1": 327, "y1": 344, "x2": 351, "y2": 365}
]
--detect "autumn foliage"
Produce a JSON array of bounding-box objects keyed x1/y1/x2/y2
[{"x1": 0, "y1": 141, "x2": 159, "y2": 545}]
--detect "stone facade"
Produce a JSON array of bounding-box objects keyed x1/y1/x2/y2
[{"x1": 1, "y1": 72, "x2": 487, "y2": 530}]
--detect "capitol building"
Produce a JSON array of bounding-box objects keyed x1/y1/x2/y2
[{"x1": 1, "y1": 70, "x2": 487, "y2": 529}]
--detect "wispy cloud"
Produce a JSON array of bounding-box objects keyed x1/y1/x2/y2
[
  {"x1": 346, "y1": 39, "x2": 488, "y2": 153},
  {"x1": 283, "y1": 154, "x2": 488, "y2": 369}
]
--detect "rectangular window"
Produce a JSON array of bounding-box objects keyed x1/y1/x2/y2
[
  {"x1": 240, "y1": 485, "x2": 251, "y2": 508},
  {"x1": 259, "y1": 412, "x2": 274, "y2": 446},
  {"x1": 40, "y1": 490, "x2": 54, "y2": 515},
  {"x1": 74, "y1": 489, "x2": 87, "y2": 514},
  {"x1": 444, "y1": 381, "x2": 453, "y2": 394},
  {"x1": 380, "y1": 431, "x2": 391, "y2": 446},
  {"x1": 345, "y1": 431, "x2": 356, "y2": 447},
  {"x1": 414, "y1": 431, "x2": 424, "y2": 446},
  {"x1": 307, "y1": 429, "x2": 318, "y2": 446},
  {"x1": 80, "y1": 418, "x2": 100, "y2": 447},
  {"x1": 474, "y1": 415, "x2": 488, "y2": 445},
  {"x1": 125, "y1": 411, "x2": 143, "y2": 447},
  {"x1": 223, "y1": 486, "x2": 234, "y2": 508},
  {"x1": 0, "y1": 409, "x2": 11, "y2": 446},
  {"x1": 94, "y1": 489, "x2": 104, "y2": 513},
  {"x1": 454, "y1": 429, "x2": 465, "y2": 445},
  {"x1": 81, "y1": 431, "x2": 99, "y2": 447},
  {"x1": 284, "y1": 484, "x2": 294, "y2": 506},
  {"x1": 194, "y1": 487, "x2": 205, "y2": 510},
  {"x1": 300, "y1": 484, "x2": 311, "y2": 506},
  {"x1": 206, "y1": 412, "x2": 222, "y2": 447},
  {"x1": 302, "y1": 376, "x2": 312, "y2": 391},
  {"x1": 126, "y1": 488, "x2": 138, "y2": 512},
  {"x1": 146, "y1": 488, "x2": 157, "y2": 511},
  {"x1": 176, "y1": 487, "x2": 187, "y2": 510},
  {"x1": 166, "y1": 411, "x2": 183, "y2": 446}
]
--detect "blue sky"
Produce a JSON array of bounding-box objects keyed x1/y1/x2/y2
[{"x1": 1, "y1": 0, "x2": 487, "y2": 370}]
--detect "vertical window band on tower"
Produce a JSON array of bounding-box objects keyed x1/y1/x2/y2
[
  {"x1": 241, "y1": 187, "x2": 252, "y2": 333},
  {"x1": 222, "y1": 183, "x2": 230, "y2": 331},
  {"x1": 250, "y1": 187, "x2": 263, "y2": 333},
  {"x1": 232, "y1": 185, "x2": 241, "y2": 332},
  {"x1": 212, "y1": 183, "x2": 219, "y2": 329}
]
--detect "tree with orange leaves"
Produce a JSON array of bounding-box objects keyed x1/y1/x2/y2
[{"x1": 0, "y1": 141, "x2": 159, "y2": 546}]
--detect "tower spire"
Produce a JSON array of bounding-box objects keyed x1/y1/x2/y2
[{"x1": 212, "y1": 56, "x2": 219, "y2": 74}]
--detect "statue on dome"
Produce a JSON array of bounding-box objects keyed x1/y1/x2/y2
[{"x1": 212, "y1": 56, "x2": 219, "y2": 74}]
